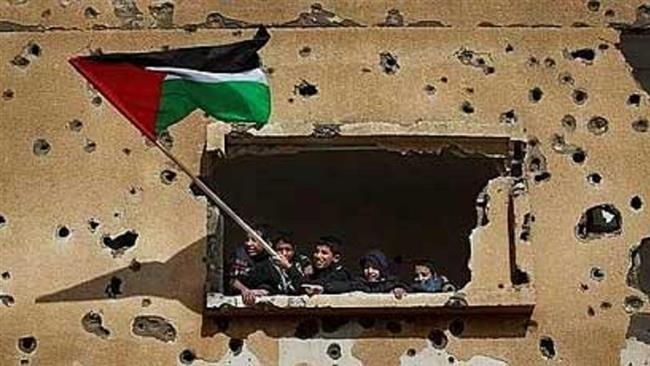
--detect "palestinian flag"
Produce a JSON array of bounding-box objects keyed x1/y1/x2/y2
[{"x1": 70, "y1": 27, "x2": 271, "y2": 139}]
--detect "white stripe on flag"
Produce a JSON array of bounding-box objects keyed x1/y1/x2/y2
[{"x1": 147, "y1": 66, "x2": 268, "y2": 85}]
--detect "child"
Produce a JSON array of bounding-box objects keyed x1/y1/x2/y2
[
  {"x1": 410, "y1": 260, "x2": 451, "y2": 293},
  {"x1": 352, "y1": 249, "x2": 407, "y2": 299},
  {"x1": 270, "y1": 231, "x2": 312, "y2": 294},
  {"x1": 302, "y1": 236, "x2": 353, "y2": 295},
  {"x1": 227, "y1": 225, "x2": 291, "y2": 305}
]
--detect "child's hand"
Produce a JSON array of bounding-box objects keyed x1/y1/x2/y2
[
  {"x1": 303, "y1": 265, "x2": 314, "y2": 277},
  {"x1": 392, "y1": 287, "x2": 407, "y2": 300},
  {"x1": 241, "y1": 289, "x2": 269, "y2": 305},
  {"x1": 272, "y1": 255, "x2": 292, "y2": 270},
  {"x1": 301, "y1": 284, "x2": 324, "y2": 296}
]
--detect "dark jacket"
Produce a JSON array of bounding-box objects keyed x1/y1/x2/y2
[
  {"x1": 352, "y1": 250, "x2": 407, "y2": 293},
  {"x1": 306, "y1": 264, "x2": 353, "y2": 294},
  {"x1": 240, "y1": 252, "x2": 294, "y2": 295},
  {"x1": 410, "y1": 276, "x2": 445, "y2": 293}
]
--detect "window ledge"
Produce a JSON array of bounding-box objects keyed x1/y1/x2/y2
[{"x1": 205, "y1": 288, "x2": 535, "y2": 316}]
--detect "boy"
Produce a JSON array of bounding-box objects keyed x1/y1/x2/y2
[
  {"x1": 410, "y1": 260, "x2": 452, "y2": 293},
  {"x1": 270, "y1": 231, "x2": 312, "y2": 294},
  {"x1": 227, "y1": 225, "x2": 291, "y2": 305},
  {"x1": 301, "y1": 236, "x2": 353, "y2": 295},
  {"x1": 351, "y1": 249, "x2": 407, "y2": 299}
]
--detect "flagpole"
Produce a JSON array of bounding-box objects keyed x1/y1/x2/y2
[{"x1": 151, "y1": 139, "x2": 281, "y2": 260}]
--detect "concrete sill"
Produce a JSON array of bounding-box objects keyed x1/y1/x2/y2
[{"x1": 205, "y1": 288, "x2": 535, "y2": 316}]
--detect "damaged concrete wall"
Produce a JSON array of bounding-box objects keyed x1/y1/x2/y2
[{"x1": 1, "y1": 1, "x2": 650, "y2": 365}]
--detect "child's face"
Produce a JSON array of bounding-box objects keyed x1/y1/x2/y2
[
  {"x1": 414, "y1": 265, "x2": 433, "y2": 282},
  {"x1": 275, "y1": 240, "x2": 295, "y2": 262},
  {"x1": 363, "y1": 264, "x2": 382, "y2": 282},
  {"x1": 313, "y1": 244, "x2": 339, "y2": 269},
  {"x1": 244, "y1": 231, "x2": 264, "y2": 256}
]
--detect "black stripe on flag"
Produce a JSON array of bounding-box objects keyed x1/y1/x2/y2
[{"x1": 87, "y1": 26, "x2": 270, "y2": 73}]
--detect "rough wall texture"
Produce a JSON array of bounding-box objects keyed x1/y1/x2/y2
[{"x1": 1, "y1": 1, "x2": 650, "y2": 365}]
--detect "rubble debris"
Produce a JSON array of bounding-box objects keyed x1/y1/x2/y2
[
  {"x1": 428, "y1": 329, "x2": 448, "y2": 349},
  {"x1": 631, "y1": 196, "x2": 643, "y2": 211},
  {"x1": 281, "y1": 4, "x2": 362, "y2": 27},
  {"x1": 632, "y1": 119, "x2": 649, "y2": 132},
  {"x1": 132, "y1": 315, "x2": 177, "y2": 342},
  {"x1": 576, "y1": 204, "x2": 622, "y2": 240},
  {"x1": 539, "y1": 336, "x2": 556, "y2": 359},
  {"x1": 572, "y1": 88, "x2": 588, "y2": 105},
  {"x1": 587, "y1": 116, "x2": 609, "y2": 135},
  {"x1": 628, "y1": 94, "x2": 641, "y2": 107},
  {"x1": 228, "y1": 338, "x2": 244, "y2": 355},
  {"x1": 529, "y1": 87, "x2": 544, "y2": 102},
  {"x1": 202, "y1": 12, "x2": 251, "y2": 28},
  {"x1": 379, "y1": 8, "x2": 404, "y2": 27},
  {"x1": 105, "y1": 276, "x2": 123, "y2": 298},
  {"x1": 326, "y1": 343, "x2": 342, "y2": 360},
  {"x1": 625, "y1": 295, "x2": 644, "y2": 313},
  {"x1": 112, "y1": 0, "x2": 144, "y2": 29},
  {"x1": 454, "y1": 47, "x2": 495, "y2": 75},
  {"x1": 149, "y1": 2, "x2": 174, "y2": 29},
  {"x1": 160, "y1": 169, "x2": 178, "y2": 184},
  {"x1": 379, "y1": 52, "x2": 400, "y2": 74},
  {"x1": 102, "y1": 230, "x2": 138, "y2": 254},
  {"x1": 33, "y1": 138, "x2": 51, "y2": 156},
  {"x1": 294, "y1": 80, "x2": 319, "y2": 97},
  {"x1": 82, "y1": 311, "x2": 111, "y2": 338},
  {"x1": 500, "y1": 109, "x2": 517, "y2": 124},
  {"x1": 18, "y1": 336, "x2": 37, "y2": 354},
  {"x1": 590, "y1": 267, "x2": 605, "y2": 281},
  {"x1": 179, "y1": 349, "x2": 196, "y2": 364},
  {"x1": 561, "y1": 115, "x2": 577, "y2": 132}
]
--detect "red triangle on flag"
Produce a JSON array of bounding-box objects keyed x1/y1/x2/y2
[{"x1": 70, "y1": 57, "x2": 167, "y2": 139}]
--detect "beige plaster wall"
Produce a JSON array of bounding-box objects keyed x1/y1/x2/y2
[{"x1": 1, "y1": 1, "x2": 650, "y2": 365}]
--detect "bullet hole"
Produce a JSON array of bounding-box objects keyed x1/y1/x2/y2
[
  {"x1": 33, "y1": 138, "x2": 51, "y2": 156},
  {"x1": 445, "y1": 293, "x2": 468, "y2": 308},
  {"x1": 84, "y1": 6, "x2": 100, "y2": 18},
  {"x1": 528, "y1": 87, "x2": 544, "y2": 103},
  {"x1": 295, "y1": 319, "x2": 319, "y2": 339},
  {"x1": 598, "y1": 43, "x2": 609, "y2": 51},
  {"x1": 82, "y1": 311, "x2": 111, "y2": 338},
  {"x1": 105, "y1": 276, "x2": 123, "y2": 298},
  {"x1": 485, "y1": 66, "x2": 496, "y2": 74},
  {"x1": 605, "y1": 9, "x2": 615, "y2": 17},
  {"x1": 113, "y1": 0, "x2": 144, "y2": 29},
  {"x1": 149, "y1": 2, "x2": 174, "y2": 29},
  {"x1": 361, "y1": 67, "x2": 372, "y2": 73},
  {"x1": 11, "y1": 55, "x2": 30, "y2": 68},
  {"x1": 561, "y1": 114, "x2": 577, "y2": 132},
  {"x1": 386, "y1": 321, "x2": 402, "y2": 334},
  {"x1": 142, "y1": 298, "x2": 152, "y2": 307},
  {"x1": 87, "y1": 219, "x2": 99, "y2": 233},
  {"x1": 179, "y1": 349, "x2": 196, "y2": 364},
  {"x1": 381, "y1": 8, "x2": 404, "y2": 26},
  {"x1": 160, "y1": 169, "x2": 178, "y2": 185},
  {"x1": 587, "y1": 116, "x2": 609, "y2": 135},
  {"x1": 122, "y1": 148, "x2": 132, "y2": 155},
  {"x1": 513, "y1": 267, "x2": 531, "y2": 285},
  {"x1": 580, "y1": 282, "x2": 589, "y2": 291},
  {"x1": 455, "y1": 47, "x2": 495, "y2": 75},
  {"x1": 68, "y1": 119, "x2": 83, "y2": 131},
  {"x1": 587, "y1": 1, "x2": 600, "y2": 12},
  {"x1": 633, "y1": 119, "x2": 649, "y2": 132},
  {"x1": 539, "y1": 336, "x2": 556, "y2": 359},
  {"x1": 18, "y1": 336, "x2": 37, "y2": 354},
  {"x1": 587, "y1": 173, "x2": 602, "y2": 185},
  {"x1": 567, "y1": 48, "x2": 596, "y2": 63},
  {"x1": 460, "y1": 101, "x2": 475, "y2": 114},
  {"x1": 2, "y1": 272, "x2": 10, "y2": 280},
  {"x1": 1, "y1": 294, "x2": 15, "y2": 307},
  {"x1": 281, "y1": 3, "x2": 361, "y2": 27},
  {"x1": 520, "y1": 213, "x2": 533, "y2": 241},
  {"x1": 91, "y1": 95, "x2": 103, "y2": 106},
  {"x1": 228, "y1": 338, "x2": 243, "y2": 355},
  {"x1": 500, "y1": 109, "x2": 517, "y2": 124},
  {"x1": 263, "y1": 66, "x2": 274, "y2": 75},
  {"x1": 590, "y1": 267, "x2": 605, "y2": 281},
  {"x1": 628, "y1": 94, "x2": 641, "y2": 106},
  {"x1": 428, "y1": 329, "x2": 448, "y2": 349},
  {"x1": 157, "y1": 131, "x2": 173, "y2": 150},
  {"x1": 20, "y1": 359, "x2": 28, "y2": 365},
  {"x1": 294, "y1": 80, "x2": 318, "y2": 97},
  {"x1": 132, "y1": 316, "x2": 177, "y2": 342},
  {"x1": 505, "y1": 44, "x2": 514, "y2": 53},
  {"x1": 298, "y1": 46, "x2": 312, "y2": 57},
  {"x1": 424, "y1": 84, "x2": 437, "y2": 96},
  {"x1": 129, "y1": 259, "x2": 141, "y2": 272},
  {"x1": 449, "y1": 319, "x2": 465, "y2": 336},
  {"x1": 406, "y1": 348, "x2": 417, "y2": 357},
  {"x1": 533, "y1": 172, "x2": 551, "y2": 182},
  {"x1": 464, "y1": 87, "x2": 475, "y2": 94},
  {"x1": 323, "y1": 343, "x2": 341, "y2": 361},
  {"x1": 26, "y1": 42, "x2": 41, "y2": 57},
  {"x1": 102, "y1": 230, "x2": 138, "y2": 254},
  {"x1": 41, "y1": 8, "x2": 52, "y2": 18},
  {"x1": 440, "y1": 76, "x2": 448, "y2": 83},
  {"x1": 379, "y1": 52, "x2": 400, "y2": 74},
  {"x1": 572, "y1": 89, "x2": 588, "y2": 105},
  {"x1": 84, "y1": 139, "x2": 97, "y2": 153},
  {"x1": 587, "y1": 306, "x2": 596, "y2": 316},
  {"x1": 631, "y1": 196, "x2": 643, "y2": 211},
  {"x1": 572, "y1": 149, "x2": 587, "y2": 164},
  {"x1": 544, "y1": 57, "x2": 556, "y2": 68},
  {"x1": 2, "y1": 89, "x2": 14, "y2": 100},
  {"x1": 527, "y1": 56, "x2": 540, "y2": 67},
  {"x1": 625, "y1": 295, "x2": 644, "y2": 313},
  {"x1": 0, "y1": 214, "x2": 6, "y2": 229},
  {"x1": 287, "y1": 98, "x2": 295, "y2": 103},
  {"x1": 576, "y1": 204, "x2": 622, "y2": 240},
  {"x1": 56, "y1": 225, "x2": 71, "y2": 239}
]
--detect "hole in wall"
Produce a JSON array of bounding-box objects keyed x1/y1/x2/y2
[
  {"x1": 102, "y1": 230, "x2": 138, "y2": 255},
  {"x1": 160, "y1": 169, "x2": 178, "y2": 185},
  {"x1": 428, "y1": 329, "x2": 448, "y2": 349},
  {"x1": 561, "y1": 114, "x2": 577, "y2": 132},
  {"x1": 587, "y1": 1, "x2": 600, "y2": 12},
  {"x1": 1, "y1": 271, "x2": 10, "y2": 280},
  {"x1": 299, "y1": 46, "x2": 312, "y2": 57},
  {"x1": 448, "y1": 319, "x2": 465, "y2": 336},
  {"x1": 625, "y1": 295, "x2": 644, "y2": 313},
  {"x1": 576, "y1": 204, "x2": 622, "y2": 240},
  {"x1": 294, "y1": 80, "x2": 318, "y2": 97},
  {"x1": 587, "y1": 116, "x2": 609, "y2": 135},
  {"x1": 500, "y1": 109, "x2": 517, "y2": 124},
  {"x1": 544, "y1": 57, "x2": 556, "y2": 68},
  {"x1": 567, "y1": 48, "x2": 596, "y2": 63},
  {"x1": 628, "y1": 94, "x2": 641, "y2": 107},
  {"x1": 379, "y1": 52, "x2": 400, "y2": 74},
  {"x1": 33, "y1": 138, "x2": 51, "y2": 156},
  {"x1": 558, "y1": 72, "x2": 575, "y2": 86},
  {"x1": 68, "y1": 119, "x2": 83, "y2": 132},
  {"x1": 572, "y1": 88, "x2": 589, "y2": 105},
  {"x1": 18, "y1": 336, "x2": 37, "y2": 354},
  {"x1": 587, "y1": 173, "x2": 602, "y2": 185},
  {"x1": 460, "y1": 101, "x2": 475, "y2": 114},
  {"x1": 84, "y1": 6, "x2": 100, "y2": 18},
  {"x1": 105, "y1": 276, "x2": 123, "y2": 298},
  {"x1": 179, "y1": 349, "x2": 196, "y2": 364},
  {"x1": 572, "y1": 149, "x2": 587, "y2": 164},
  {"x1": 631, "y1": 196, "x2": 643, "y2": 211},
  {"x1": 587, "y1": 306, "x2": 596, "y2": 316},
  {"x1": 505, "y1": 44, "x2": 514, "y2": 52},
  {"x1": 326, "y1": 343, "x2": 342, "y2": 360},
  {"x1": 228, "y1": 338, "x2": 244, "y2": 355},
  {"x1": 84, "y1": 139, "x2": 97, "y2": 153},
  {"x1": 81, "y1": 311, "x2": 111, "y2": 338},
  {"x1": 590, "y1": 267, "x2": 605, "y2": 281},
  {"x1": 1, "y1": 294, "x2": 15, "y2": 307},
  {"x1": 406, "y1": 348, "x2": 417, "y2": 357},
  {"x1": 632, "y1": 119, "x2": 649, "y2": 132},
  {"x1": 529, "y1": 87, "x2": 544, "y2": 102},
  {"x1": 424, "y1": 84, "x2": 437, "y2": 96},
  {"x1": 56, "y1": 225, "x2": 70, "y2": 239},
  {"x1": 2, "y1": 89, "x2": 14, "y2": 100},
  {"x1": 539, "y1": 336, "x2": 556, "y2": 359},
  {"x1": 0, "y1": 214, "x2": 6, "y2": 229},
  {"x1": 131, "y1": 316, "x2": 177, "y2": 342}
]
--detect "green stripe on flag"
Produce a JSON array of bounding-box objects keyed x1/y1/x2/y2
[{"x1": 155, "y1": 80, "x2": 271, "y2": 134}]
